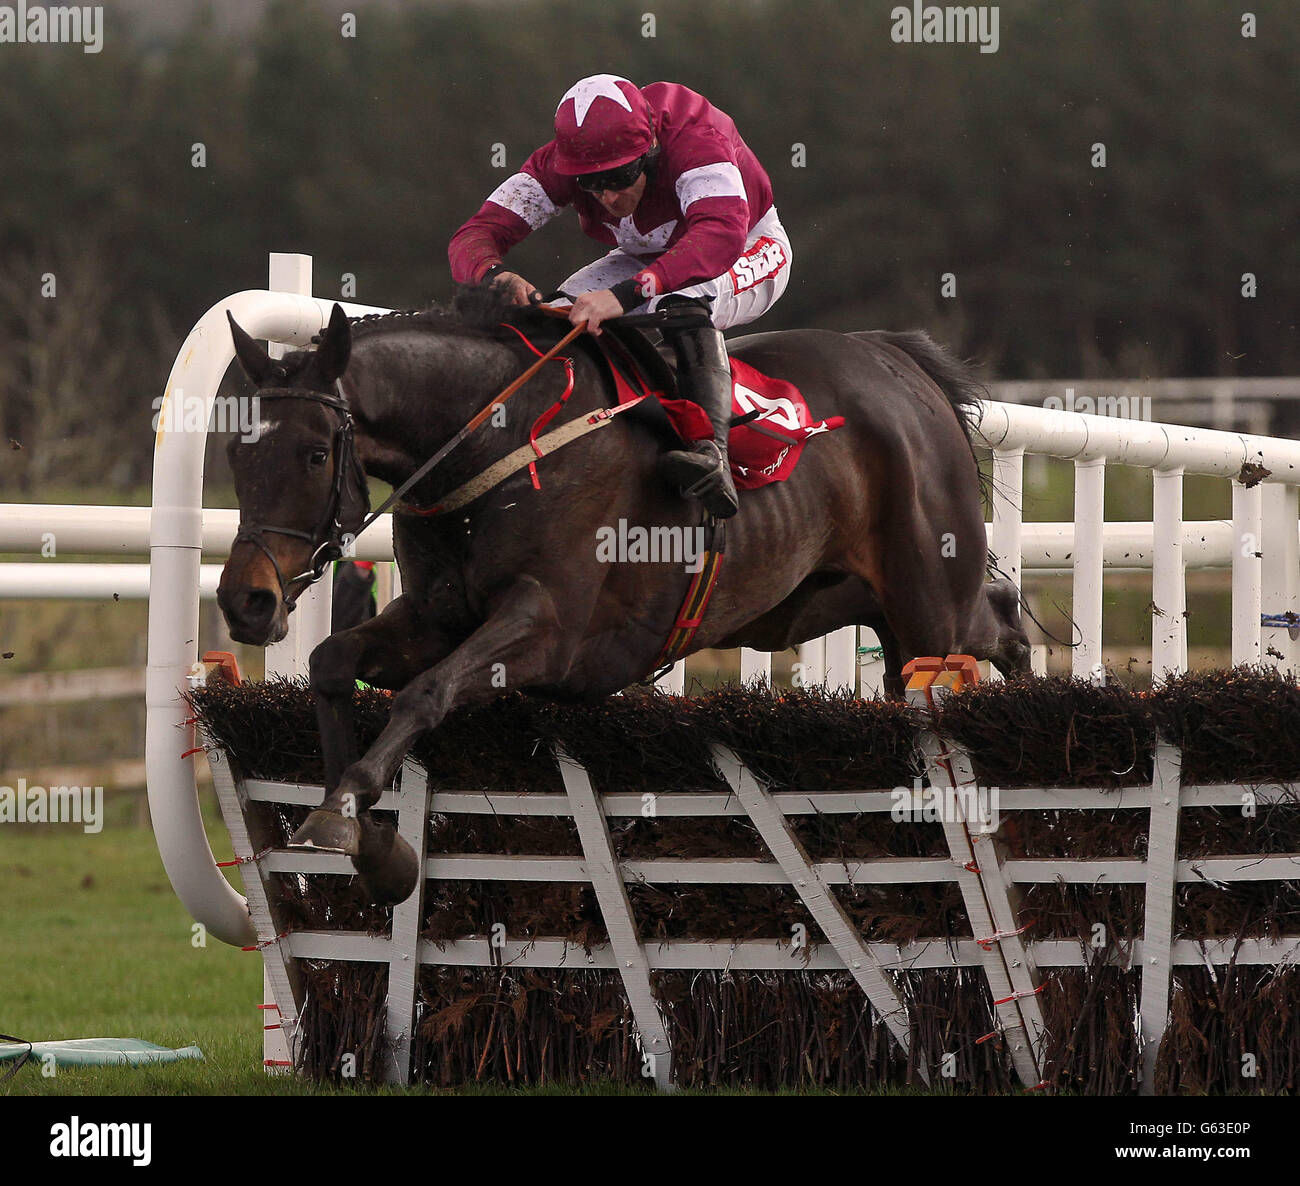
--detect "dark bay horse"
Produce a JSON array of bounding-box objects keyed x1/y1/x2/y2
[{"x1": 218, "y1": 291, "x2": 1030, "y2": 903}]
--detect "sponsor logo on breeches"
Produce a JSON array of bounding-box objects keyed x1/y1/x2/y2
[{"x1": 729, "y1": 236, "x2": 788, "y2": 294}]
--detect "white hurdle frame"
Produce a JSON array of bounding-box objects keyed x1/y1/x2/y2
[{"x1": 199, "y1": 714, "x2": 1300, "y2": 1091}]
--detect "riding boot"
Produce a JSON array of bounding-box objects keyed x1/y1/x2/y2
[{"x1": 659, "y1": 319, "x2": 740, "y2": 519}]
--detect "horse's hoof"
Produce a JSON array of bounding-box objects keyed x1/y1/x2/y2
[
  {"x1": 289, "y1": 809, "x2": 361, "y2": 858},
  {"x1": 354, "y1": 817, "x2": 421, "y2": 907}
]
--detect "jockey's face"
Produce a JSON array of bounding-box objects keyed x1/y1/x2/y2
[{"x1": 593, "y1": 172, "x2": 647, "y2": 219}]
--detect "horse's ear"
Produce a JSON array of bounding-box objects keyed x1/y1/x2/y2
[
  {"x1": 227, "y1": 311, "x2": 278, "y2": 384},
  {"x1": 315, "y1": 303, "x2": 352, "y2": 384}
]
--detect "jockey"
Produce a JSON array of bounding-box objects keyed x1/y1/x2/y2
[{"x1": 448, "y1": 74, "x2": 792, "y2": 519}]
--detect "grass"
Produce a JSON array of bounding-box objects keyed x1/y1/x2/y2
[
  {"x1": 0, "y1": 797, "x2": 266, "y2": 1096},
  {"x1": 0, "y1": 801, "x2": 939, "y2": 1098}
]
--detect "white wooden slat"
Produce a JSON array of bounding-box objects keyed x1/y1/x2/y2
[
  {"x1": 383, "y1": 760, "x2": 430, "y2": 1085},
  {"x1": 941, "y1": 739, "x2": 1048, "y2": 1079},
  {"x1": 1006, "y1": 855, "x2": 1300, "y2": 884},
  {"x1": 425, "y1": 789, "x2": 912, "y2": 816},
  {"x1": 426, "y1": 855, "x2": 591, "y2": 881},
  {"x1": 824, "y1": 625, "x2": 859, "y2": 692},
  {"x1": 262, "y1": 846, "x2": 1300, "y2": 888},
  {"x1": 928, "y1": 786, "x2": 1045, "y2": 1088},
  {"x1": 420, "y1": 854, "x2": 956, "y2": 885},
  {"x1": 1152, "y1": 467, "x2": 1186, "y2": 677},
  {"x1": 1261, "y1": 482, "x2": 1299, "y2": 672},
  {"x1": 1177, "y1": 854, "x2": 1300, "y2": 881},
  {"x1": 627, "y1": 856, "x2": 956, "y2": 885},
  {"x1": 654, "y1": 660, "x2": 686, "y2": 695},
  {"x1": 1140, "y1": 742, "x2": 1183, "y2": 1095},
  {"x1": 911, "y1": 688, "x2": 1047, "y2": 1090},
  {"x1": 283, "y1": 930, "x2": 1300, "y2": 971},
  {"x1": 205, "y1": 743, "x2": 299, "y2": 1071},
  {"x1": 244, "y1": 779, "x2": 399, "y2": 810},
  {"x1": 557, "y1": 751, "x2": 674, "y2": 1091},
  {"x1": 796, "y1": 636, "x2": 825, "y2": 686},
  {"x1": 710, "y1": 744, "x2": 926, "y2": 1084},
  {"x1": 246, "y1": 777, "x2": 1300, "y2": 814},
  {"x1": 1170, "y1": 938, "x2": 1300, "y2": 965},
  {"x1": 997, "y1": 783, "x2": 1300, "y2": 809},
  {"x1": 1003, "y1": 858, "x2": 1144, "y2": 882},
  {"x1": 265, "y1": 851, "x2": 356, "y2": 875},
  {"x1": 1232, "y1": 481, "x2": 1264, "y2": 665},
  {"x1": 1179, "y1": 784, "x2": 1300, "y2": 806}
]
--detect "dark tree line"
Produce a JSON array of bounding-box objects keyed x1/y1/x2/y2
[{"x1": 2, "y1": 0, "x2": 1296, "y2": 492}]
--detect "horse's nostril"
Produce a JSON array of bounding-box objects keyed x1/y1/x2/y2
[
  {"x1": 238, "y1": 588, "x2": 278, "y2": 624},
  {"x1": 219, "y1": 585, "x2": 278, "y2": 630}
]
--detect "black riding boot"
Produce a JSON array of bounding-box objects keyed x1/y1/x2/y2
[{"x1": 659, "y1": 320, "x2": 740, "y2": 519}]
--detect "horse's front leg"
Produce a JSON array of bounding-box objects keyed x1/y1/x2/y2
[
  {"x1": 869, "y1": 623, "x2": 907, "y2": 700},
  {"x1": 308, "y1": 593, "x2": 458, "y2": 792},
  {"x1": 300, "y1": 575, "x2": 583, "y2": 905},
  {"x1": 291, "y1": 594, "x2": 459, "y2": 895}
]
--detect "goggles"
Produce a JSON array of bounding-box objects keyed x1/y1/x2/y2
[{"x1": 575, "y1": 154, "x2": 649, "y2": 193}]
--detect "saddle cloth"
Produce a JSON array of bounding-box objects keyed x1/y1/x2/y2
[{"x1": 591, "y1": 329, "x2": 845, "y2": 490}]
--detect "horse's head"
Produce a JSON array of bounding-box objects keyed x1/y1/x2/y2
[{"x1": 217, "y1": 304, "x2": 370, "y2": 645}]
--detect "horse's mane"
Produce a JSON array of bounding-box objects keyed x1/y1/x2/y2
[
  {"x1": 287, "y1": 284, "x2": 562, "y2": 374},
  {"x1": 313, "y1": 284, "x2": 557, "y2": 345}
]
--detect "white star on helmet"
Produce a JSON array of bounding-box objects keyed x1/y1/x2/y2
[{"x1": 559, "y1": 74, "x2": 635, "y2": 127}]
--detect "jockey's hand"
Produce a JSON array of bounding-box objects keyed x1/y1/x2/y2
[
  {"x1": 490, "y1": 271, "x2": 541, "y2": 306},
  {"x1": 568, "y1": 288, "x2": 624, "y2": 335}
]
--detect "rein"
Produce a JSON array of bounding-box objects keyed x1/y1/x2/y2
[
  {"x1": 242, "y1": 315, "x2": 586, "y2": 605},
  {"x1": 358, "y1": 317, "x2": 586, "y2": 531}
]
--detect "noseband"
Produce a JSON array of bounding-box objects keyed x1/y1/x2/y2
[{"x1": 233, "y1": 386, "x2": 370, "y2": 607}]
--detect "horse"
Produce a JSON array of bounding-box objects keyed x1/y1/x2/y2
[{"x1": 217, "y1": 289, "x2": 1031, "y2": 904}]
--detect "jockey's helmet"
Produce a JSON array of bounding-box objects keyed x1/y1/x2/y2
[{"x1": 553, "y1": 74, "x2": 655, "y2": 176}]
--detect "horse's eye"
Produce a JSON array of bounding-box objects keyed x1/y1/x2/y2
[{"x1": 309, "y1": 448, "x2": 329, "y2": 467}]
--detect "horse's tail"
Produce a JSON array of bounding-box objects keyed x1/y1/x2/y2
[{"x1": 871, "y1": 329, "x2": 985, "y2": 446}]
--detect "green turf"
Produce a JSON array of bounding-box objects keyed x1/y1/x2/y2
[
  {"x1": 0, "y1": 799, "x2": 267, "y2": 1095},
  {"x1": 1, "y1": 804, "x2": 936, "y2": 1097}
]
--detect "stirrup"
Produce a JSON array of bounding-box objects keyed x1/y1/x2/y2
[{"x1": 662, "y1": 442, "x2": 738, "y2": 518}]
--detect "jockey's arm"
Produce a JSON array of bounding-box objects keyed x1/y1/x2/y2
[
  {"x1": 449, "y1": 168, "x2": 564, "y2": 305},
  {"x1": 564, "y1": 201, "x2": 748, "y2": 333}
]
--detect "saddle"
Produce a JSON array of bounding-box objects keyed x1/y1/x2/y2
[
  {"x1": 574, "y1": 310, "x2": 846, "y2": 490},
  {"x1": 577, "y1": 315, "x2": 681, "y2": 442}
]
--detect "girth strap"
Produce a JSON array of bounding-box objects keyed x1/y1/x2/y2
[{"x1": 652, "y1": 517, "x2": 726, "y2": 678}]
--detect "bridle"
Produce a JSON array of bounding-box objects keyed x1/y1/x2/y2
[
  {"x1": 233, "y1": 386, "x2": 369, "y2": 608},
  {"x1": 235, "y1": 311, "x2": 587, "y2": 609}
]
